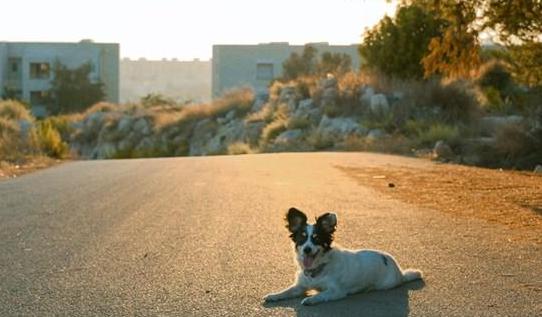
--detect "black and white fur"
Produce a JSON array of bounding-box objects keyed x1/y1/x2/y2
[{"x1": 264, "y1": 207, "x2": 423, "y2": 306}]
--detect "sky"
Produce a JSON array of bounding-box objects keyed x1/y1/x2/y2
[{"x1": 1, "y1": 0, "x2": 396, "y2": 61}]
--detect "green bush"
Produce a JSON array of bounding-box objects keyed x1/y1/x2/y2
[
  {"x1": 476, "y1": 60, "x2": 513, "y2": 93},
  {"x1": 416, "y1": 123, "x2": 460, "y2": 147},
  {"x1": 35, "y1": 120, "x2": 69, "y2": 159}
]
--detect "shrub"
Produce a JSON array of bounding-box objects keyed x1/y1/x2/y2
[
  {"x1": 476, "y1": 60, "x2": 513, "y2": 93},
  {"x1": 35, "y1": 120, "x2": 69, "y2": 159},
  {"x1": 0, "y1": 117, "x2": 24, "y2": 161},
  {"x1": 416, "y1": 123, "x2": 460, "y2": 147},
  {"x1": 306, "y1": 129, "x2": 335, "y2": 150},
  {"x1": 261, "y1": 118, "x2": 287, "y2": 145},
  {"x1": 0, "y1": 100, "x2": 33, "y2": 121},
  {"x1": 227, "y1": 142, "x2": 254, "y2": 155},
  {"x1": 286, "y1": 116, "x2": 311, "y2": 130}
]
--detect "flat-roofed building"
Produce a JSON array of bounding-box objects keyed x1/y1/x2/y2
[{"x1": 0, "y1": 40, "x2": 119, "y2": 117}]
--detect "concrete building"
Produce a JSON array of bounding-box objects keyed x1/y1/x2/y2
[
  {"x1": 0, "y1": 40, "x2": 119, "y2": 117},
  {"x1": 121, "y1": 58, "x2": 211, "y2": 103},
  {"x1": 212, "y1": 42, "x2": 361, "y2": 98}
]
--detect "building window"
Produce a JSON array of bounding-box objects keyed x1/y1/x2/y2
[
  {"x1": 30, "y1": 63, "x2": 50, "y2": 79},
  {"x1": 256, "y1": 63, "x2": 274, "y2": 80},
  {"x1": 30, "y1": 91, "x2": 49, "y2": 105},
  {"x1": 11, "y1": 62, "x2": 18, "y2": 73}
]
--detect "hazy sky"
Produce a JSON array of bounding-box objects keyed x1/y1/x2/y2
[{"x1": 1, "y1": 0, "x2": 396, "y2": 61}]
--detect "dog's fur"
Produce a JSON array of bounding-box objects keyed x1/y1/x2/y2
[{"x1": 263, "y1": 207, "x2": 423, "y2": 306}]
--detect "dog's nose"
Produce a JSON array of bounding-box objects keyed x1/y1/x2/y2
[{"x1": 303, "y1": 247, "x2": 312, "y2": 255}]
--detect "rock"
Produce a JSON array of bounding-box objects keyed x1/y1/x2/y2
[
  {"x1": 298, "y1": 99, "x2": 314, "y2": 111},
  {"x1": 360, "y1": 86, "x2": 375, "y2": 104},
  {"x1": 433, "y1": 140, "x2": 454, "y2": 160},
  {"x1": 479, "y1": 115, "x2": 524, "y2": 137},
  {"x1": 117, "y1": 139, "x2": 134, "y2": 153},
  {"x1": 133, "y1": 118, "x2": 151, "y2": 136},
  {"x1": 251, "y1": 97, "x2": 266, "y2": 113},
  {"x1": 244, "y1": 121, "x2": 265, "y2": 145},
  {"x1": 321, "y1": 76, "x2": 337, "y2": 89},
  {"x1": 370, "y1": 94, "x2": 390, "y2": 115},
  {"x1": 318, "y1": 115, "x2": 365, "y2": 138},
  {"x1": 189, "y1": 119, "x2": 216, "y2": 156},
  {"x1": 85, "y1": 111, "x2": 105, "y2": 135},
  {"x1": 274, "y1": 129, "x2": 303, "y2": 145},
  {"x1": 366, "y1": 129, "x2": 385, "y2": 141},
  {"x1": 534, "y1": 165, "x2": 542, "y2": 174},
  {"x1": 135, "y1": 137, "x2": 154, "y2": 153},
  {"x1": 94, "y1": 142, "x2": 117, "y2": 159},
  {"x1": 191, "y1": 119, "x2": 246, "y2": 155},
  {"x1": 117, "y1": 116, "x2": 133, "y2": 134}
]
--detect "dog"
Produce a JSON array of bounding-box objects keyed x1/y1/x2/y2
[{"x1": 263, "y1": 207, "x2": 423, "y2": 306}]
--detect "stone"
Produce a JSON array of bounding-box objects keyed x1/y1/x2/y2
[
  {"x1": 433, "y1": 140, "x2": 454, "y2": 160},
  {"x1": 188, "y1": 119, "x2": 216, "y2": 156},
  {"x1": 318, "y1": 115, "x2": 365, "y2": 138},
  {"x1": 360, "y1": 86, "x2": 375, "y2": 104},
  {"x1": 117, "y1": 116, "x2": 133, "y2": 134},
  {"x1": 534, "y1": 165, "x2": 542, "y2": 174},
  {"x1": 133, "y1": 118, "x2": 151, "y2": 136},
  {"x1": 366, "y1": 129, "x2": 385, "y2": 141},
  {"x1": 275, "y1": 129, "x2": 303, "y2": 145},
  {"x1": 370, "y1": 94, "x2": 390, "y2": 115},
  {"x1": 244, "y1": 121, "x2": 265, "y2": 145}
]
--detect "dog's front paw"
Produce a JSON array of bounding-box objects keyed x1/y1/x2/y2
[
  {"x1": 263, "y1": 293, "x2": 281, "y2": 303},
  {"x1": 301, "y1": 296, "x2": 320, "y2": 306}
]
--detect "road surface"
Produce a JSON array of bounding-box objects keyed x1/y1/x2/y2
[{"x1": 1, "y1": 153, "x2": 540, "y2": 316}]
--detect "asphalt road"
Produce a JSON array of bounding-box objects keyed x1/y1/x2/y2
[{"x1": 1, "y1": 153, "x2": 540, "y2": 316}]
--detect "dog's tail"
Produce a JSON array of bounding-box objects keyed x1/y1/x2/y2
[{"x1": 401, "y1": 269, "x2": 423, "y2": 283}]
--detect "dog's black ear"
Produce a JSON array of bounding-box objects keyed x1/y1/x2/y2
[
  {"x1": 316, "y1": 212, "x2": 337, "y2": 234},
  {"x1": 286, "y1": 207, "x2": 307, "y2": 233}
]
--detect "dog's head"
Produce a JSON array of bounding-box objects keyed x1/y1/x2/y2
[{"x1": 285, "y1": 207, "x2": 337, "y2": 270}]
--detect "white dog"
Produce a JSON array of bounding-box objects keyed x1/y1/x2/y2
[{"x1": 264, "y1": 207, "x2": 423, "y2": 306}]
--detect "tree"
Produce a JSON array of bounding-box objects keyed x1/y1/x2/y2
[
  {"x1": 317, "y1": 52, "x2": 352, "y2": 76},
  {"x1": 282, "y1": 45, "x2": 354, "y2": 80},
  {"x1": 404, "y1": 0, "x2": 542, "y2": 82},
  {"x1": 48, "y1": 62, "x2": 105, "y2": 114},
  {"x1": 282, "y1": 45, "x2": 318, "y2": 81},
  {"x1": 359, "y1": 4, "x2": 446, "y2": 79}
]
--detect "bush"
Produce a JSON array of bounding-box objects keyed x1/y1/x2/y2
[
  {"x1": 35, "y1": 120, "x2": 69, "y2": 159},
  {"x1": 476, "y1": 60, "x2": 513, "y2": 93},
  {"x1": 227, "y1": 142, "x2": 254, "y2": 155},
  {"x1": 0, "y1": 117, "x2": 25, "y2": 161},
  {"x1": 0, "y1": 100, "x2": 33, "y2": 121},
  {"x1": 416, "y1": 123, "x2": 460, "y2": 147}
]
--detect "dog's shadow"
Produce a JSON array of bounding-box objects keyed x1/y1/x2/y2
[{"x1": 263, "y1": 280, "x2": 425, "y2": 317}]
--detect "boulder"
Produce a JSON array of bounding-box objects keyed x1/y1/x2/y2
[
  {"x1": 117, "y1": 116, "x2": 133, "y2": 134},
  {"x1": 188, "y1": 119, "x2": 216, "y2": 156},
  {"x1": 360, "y1": 86, "x2": 375, "y2": 104},
  {"x1": 133, "y1": 117, "x2": 151, "y2": 136},
  {"x1": 433, "y1": 140, "x2": 454, "y2": 161},
  {"x1": 318, "y1": 115, "x2": 365, "y2": 138},
  {"x1": 370, "y1": 94, "x2": 390, "y2": 115},
  {"x1": 274, "y1": 129, "x2": 303, "y2": 145},
  {"x1": 366, "y1": 129, "x2": 385, "y2": 141},
  {"x1": 244, "y1": 121, "x2": 265, "y2": 145}
]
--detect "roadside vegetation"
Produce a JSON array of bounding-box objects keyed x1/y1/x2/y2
[{"x1": 1, "y1": 0, "x2": 541, "y2": 174}]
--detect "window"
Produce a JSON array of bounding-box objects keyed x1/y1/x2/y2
[
  {"x1": 256, "y1": 63, "x2": 274, "y2": 80},
  {"x1": 30, "y1": 63, "x2": 50, "y2": 79},
  {"x1": 11, "y1": 62, "x2": 18, "y2": 73},
  {"x1": 30, "y1": 91, "x2": 49, "y2": 105}
]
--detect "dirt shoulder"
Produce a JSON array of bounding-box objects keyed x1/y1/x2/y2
[
  {"x1": 0, "y1": 157, "x2": 61, "y2": 181},
  {"x1": 337, "y1": 162, "x2": 542, "y2": 243}
]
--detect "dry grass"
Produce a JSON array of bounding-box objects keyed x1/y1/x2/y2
[
  {"x1": 0, "y1": 156, "x2": 60, "y2": 180},
  {"x1": 338, "y1": 163, "x2": 542, "y2": 242}
]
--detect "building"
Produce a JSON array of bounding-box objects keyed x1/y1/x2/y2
[
  {"x1": 0, "y1": 40, "x2": 119, "y2": 117},
  {"x1": 212, "y1": 42, "x2": 361, "y2": 98},
  {"x1": 121, "y1": 58, "x2": 211, "y2": 103}
]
